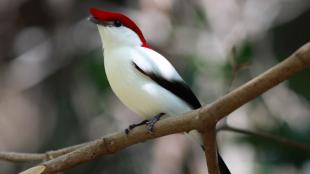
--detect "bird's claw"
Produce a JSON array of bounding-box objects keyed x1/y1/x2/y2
[
  {"x1": 145, "y1": 113, "x2": 165, "y2": 133},
  {"x1": 125, "y1": 128, "x2": 130, "y2": 135},
  {"x1": 125, "y1": 113, "x2": 165, "y2": 134},
  {"x1": 124, "y1": 120, "x2": 148, "y2": 135},
  {"x1": 146, "y1": 120, "x2": 156, "y2": 133}
]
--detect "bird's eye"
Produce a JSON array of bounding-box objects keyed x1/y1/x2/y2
[{"x1": 113, "y1": 20, "x2": 122, "y2": 27}]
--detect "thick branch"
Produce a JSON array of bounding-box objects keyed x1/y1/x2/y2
[
  {"x1": 219, "y1": 125, "x2": 310, "y2": 152},
  {"x1": 18, "y1": 42, "x2": 310, "y2": 173}
]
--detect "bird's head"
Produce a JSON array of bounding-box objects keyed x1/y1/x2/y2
[{"x1": 89, "y1": 8, "x2": 149, "y2": 49}]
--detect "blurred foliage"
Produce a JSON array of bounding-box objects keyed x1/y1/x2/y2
[
  {"x1": 0, "y1": 0, "x2": 309, "y2": 174},
  {"x1": 79, "y1": 50, "x2": 109, "y2": 93},
  {"x1": 222, "y1": 41, "x2": 253, "y2": 84},
  {"x1": 238, "y1": 123, "x2": 310, "y2": 167}
]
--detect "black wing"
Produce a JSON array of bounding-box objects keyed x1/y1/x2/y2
[{"x1": 133, "y1": 62, "x2": 201, "y2": 109}]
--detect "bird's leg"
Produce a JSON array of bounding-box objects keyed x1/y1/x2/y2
[
  {"x1": 146, "y1": 112, "x2": 165, "y2": 133},
  {"x1": 125, "y1": 113, "x2": 165, "y2": 134},
  {"x1": 125, "y1": 120, "x2": 148, "y2": 134}
]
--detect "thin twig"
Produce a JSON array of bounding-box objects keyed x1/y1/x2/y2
[
  {"x1": 0, "y1": 143, "x2": 88, "y2": 162},
  {"x1": 226, "y1": 45, "x2": 238, "y2": 93},
  {"x1": 14, "y1": 42, "x2": 310, "y2": 173},
  {"x1": 0, "y1": 153, "x2": 45, "y2": 162},
  {"x1": 218, "y1": 125, "x2": 310, "y2": 152}
]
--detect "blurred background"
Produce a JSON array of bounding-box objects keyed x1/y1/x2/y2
[{"x1": 0, "y1": 0, "x2": 309, "y2": 173}]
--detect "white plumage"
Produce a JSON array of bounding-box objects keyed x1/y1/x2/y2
[{"x1": 102, "y1": 30, "x2": 191, "y2": 119}]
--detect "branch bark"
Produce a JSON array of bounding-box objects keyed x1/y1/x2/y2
[
  {"x1": 0, "y1": 143, "x2": 88, "y2": 162},
  {"x1": 203, "y1": 126, "x2": 220, "y2": 174},
  {"x1": 16, "y1": 42, "x2": 310, "y2": 173}
]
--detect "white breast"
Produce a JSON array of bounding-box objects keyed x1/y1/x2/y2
[{"x1": 103, "y1": 46, "x2": 192, "y2": 119}]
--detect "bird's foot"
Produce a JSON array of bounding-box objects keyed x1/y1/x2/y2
[
  {"x1": 146, "y1": 113, "x2": 165, "y2": 133},
  {"x1": 125, "y1": 120, "x2": 148, "y2": 134}
]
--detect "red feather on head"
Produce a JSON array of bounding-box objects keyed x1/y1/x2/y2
[{"x1": 89, "y1": 7, "x2": 149, "y2": 48}]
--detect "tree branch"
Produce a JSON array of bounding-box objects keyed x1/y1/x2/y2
[
  {"x1": 15, "y1": 42, "x2": 310, "y2": 173},
  {"x1": 203, "y1": 126, "x2": 220, "y2": 174},
  {"x1": 218, "y1": 125, "x2": 310, "y2": 152},
  {"x1": 0, "y1": 143, "x2": 89, "y2": 162}
]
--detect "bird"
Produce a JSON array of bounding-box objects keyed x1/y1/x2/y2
[{"x1": 89, "y1": 7, "x2": 230, "y2": 174}]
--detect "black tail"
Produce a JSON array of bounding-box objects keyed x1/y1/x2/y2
[{"x1": 218, "y1": 152, "x2": 231, "y2": 174}]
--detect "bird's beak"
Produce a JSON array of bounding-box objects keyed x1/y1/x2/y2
[
  {"x1": 88, "y1": 16, "x2": 111, "y2": 26},
  {"x1": 88, "y1": 16, "x2": 99, "y2": 24}
]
